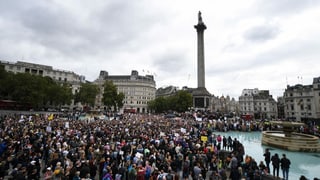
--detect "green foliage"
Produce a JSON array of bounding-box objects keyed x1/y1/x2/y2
[
  {"x1": 102, "y1": 81, "x2": 125, "y2": 111},
  {"x1": 0, "y1": 67, "x2": 15, "y2": 99},
  {"x1": 74, "y1": 82, "x2": 98, "y2": 107},
  {"x1": 148, "y1": 90, "x2": 192, "y2": 113},
  {"x1": 116, "y1": 92, "x2": 125, "y2": 110},
  {"x1": 148, "y1": 96, "x2": 167, "y2": 113},
  {"x1": 0, "y1": 70, "x2": 74, "y2": 110},
  {"x1": 59, "y1": 83, "x2": 73, "y2": 105}
]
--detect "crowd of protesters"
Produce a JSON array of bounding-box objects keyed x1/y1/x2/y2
[{"x1": 0, "y1": 112, "x2": 316, "y2": 180}]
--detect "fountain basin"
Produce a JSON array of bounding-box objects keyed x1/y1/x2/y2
[{"x1": 261, "y1": 131, "x2": 320, "y2": 152}]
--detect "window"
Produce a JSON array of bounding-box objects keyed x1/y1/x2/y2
[{"x1": 307, "y1": 104, "x2": 311, "y2": 110}]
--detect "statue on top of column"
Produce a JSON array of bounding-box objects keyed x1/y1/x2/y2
[
  {"x1": 194, "y1": 11, "x2": 206, "y2": 31},
  {"x1": 198, "y1": 11, "x2": 203, "y2": 24}
]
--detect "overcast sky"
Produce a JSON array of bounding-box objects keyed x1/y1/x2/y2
[{"x1": 1, "y1": 0, "x2": 319, "y2": 99}]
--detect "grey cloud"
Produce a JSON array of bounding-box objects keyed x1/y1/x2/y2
[
  {"x1": 0, "y1": 1, "x2": 94, "y2": 57},
  {"x1": 244, "y1": 25, "x2": 279, "y2": 42},
  {"x1": 152, "y1": 51, "x2": 189, "y2": 74},
  {"x1": 20, "y1": 7, "x2": 74, "y2": 36},
  {"x1": 208, "y1": 37, "x2": 320, "y2": 78},
  {"x1": 254, "y1": 0, "x2": 320, "y2": 15},
  {"x1": 0, "y1": 0, "x2": 166, "y2": 59}
]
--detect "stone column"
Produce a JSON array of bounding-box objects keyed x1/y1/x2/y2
[{"x1": 194, "y1": 11, "x2": 207, "y2": 88}]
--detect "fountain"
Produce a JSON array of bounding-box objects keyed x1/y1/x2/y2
[{"x1": 261, "y1": 121, "x2": 320, "y2": 152}]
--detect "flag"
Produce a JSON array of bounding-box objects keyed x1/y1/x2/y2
[{"x1": 48, "y1": 114, "x2": 54, "y2": 121}]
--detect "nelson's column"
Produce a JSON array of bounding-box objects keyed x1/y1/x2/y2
[{"x1": 193, "y1": 11, "x2": 211, "y2": 110}]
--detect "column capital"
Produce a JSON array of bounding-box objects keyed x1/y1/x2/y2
[{"x1": 194, "y1": 24, "x2": 207, "y2": 32}]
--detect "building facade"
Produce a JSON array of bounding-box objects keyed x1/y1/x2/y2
[
  {"x1": 283, "y1": 77, "x2": 320, "y2": 122},
  {"x1": 0, "y1": 61, "x2": 85, "y2": 87},
  {"x1": 239, "y1": 88, "x2": 277, "y2": 119},
  {"x1": 211, "y1": 95, "x2": 239, "y2": 116},
  {"x1": 156, "y1": 86, "x2": 179, "y2": 98},
  {"x1": 277, "y1": 97, "x2": 286, "y2": 119},
  {"x1": 313, "y1": 77, "x2": 320, "y2": 119},
  {"x1": 94, "y1": 70, "x2": 156, "y2": 113},
  {"x1": 0, "y1": 60, "x2": 85, "y2": 109}
]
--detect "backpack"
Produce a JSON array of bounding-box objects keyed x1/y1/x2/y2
[
  {"x1": 158, "y1": 174, "x2": 164, "y2": 180},
  {"x1": 129, "y1": 167, "x2": 137, "y2": 176},
  {"x1": 166, "y1": 173, "x2": 173, "y2": 180}
]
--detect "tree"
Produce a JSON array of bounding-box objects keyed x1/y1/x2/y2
[
  {"x1": 154, "y1": 96, "x2": 168, "y2": 113},
  {"x1": 58, "y1": 83, "x2": 73, "y2": 106},
  {"x1": 74, "y1": 82, "x2": 99, "y2": 107},
  {"x1": 102, "y1": 81, "x2": 124, "y2": 112},
  {"x1": 171, "y1": 90, "x2": 193, "y2": 112},
  {"x1": 0, "y1": 69, "x2": 75, "y2": 110},
  {"x1": 0, "y1": 67, "x2": 15, "y2": 100},
  {"x1": 115, "y1": 92, "x2": 125, "y2": 111},
  {"x1": 148, "y1": 90, "x2": 192, "y2": 113},
  {"x1": 147, "y1": 99, "x2": 156, "y2": 113},
  {"x1": 148, "y1": 96, "x2": 172, "y2": 113},
  {"x1": 43, "y1": 77, "x2": 61, "y2": 107}
]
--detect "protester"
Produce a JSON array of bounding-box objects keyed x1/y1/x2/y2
[
  {"x1": 280, "y1": 154, "x2": 291, "y2": 180},
  {"x1": 271, "y1": 153, "x2": 280, "y2": 178},
  {"x1": 263, "y1": 148, "x2": 271, "y2": 173},
  {"x1": 0, "y1": 112, "x2": 297, "y2": 180}
]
